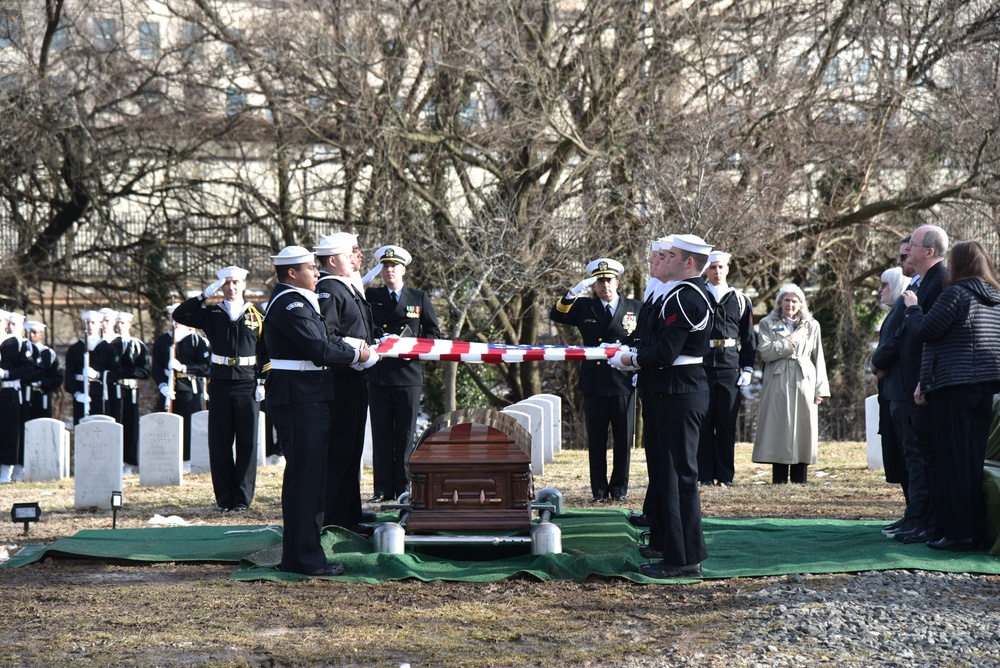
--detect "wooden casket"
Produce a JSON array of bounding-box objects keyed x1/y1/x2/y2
[{"x1": 406, "y1": 409, "x2": 534, "y2": 532}]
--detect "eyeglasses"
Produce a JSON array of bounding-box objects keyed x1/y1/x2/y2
[
  {"x1": 909, "y1": 243, "x2": 930, "y2": 249},
  {"x1": 879, "y1": 282, "x2": 889, "y2": 287}
]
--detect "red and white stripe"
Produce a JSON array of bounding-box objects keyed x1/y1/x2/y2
[{"x1": 374, "y1": 337, "x2": 624, "y2": 364}]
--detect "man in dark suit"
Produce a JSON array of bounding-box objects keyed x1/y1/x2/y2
[
  {"x1": 364, "y1": 245, "x2": 442, "y2": 503},
  {"x1": 698, "y1": 251, "x2": 756, "y2": 487},
  {"x1": 551, "y1": 257, "x2": 641, "y2": 502},
  {"x1": 261, "y1": 245, "x2": 377, "y2": 577},
  {"x1": 889, "y1": 225, "x2": 948, "y2": 545},
  {"x1": 314, "y1": 232, "x2": 379, "y2": 533},
  {"x1": 612, "y1": 234, "x2": 715, "y2": 579}
]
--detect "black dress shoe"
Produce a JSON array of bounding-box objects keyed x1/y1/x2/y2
[
  {"x1": 897, "y1": 528, "x2": 930, "y2": 544},
  {"x1": 308, "y1": 563, "x2": 345, "y2": 577},
  {"x1": 349, "y1": 524, "x2": 376, "y2": 537},
  {"x1": 627, "y1": 513, "x2": 651, "y2": 527},
  {"x1": 217, "y1": 506, "x2": 229, "y2": 513},
  {"x1": 230, "y1": 504, "x2": 249, "y2": 513},
  {"x1": 612, "y1": 494, "x2": 626, "y2": 502},
  {"x1": 366, "y1": 494, "x2": 385, "y2": 504},
  {"x1": 360, "y1": 509, "x2": 377, "y2": 522},
  {"x1": 590, "y1": 496, "x2": 605, "y2": 503},
  {"x1": 639, "y1": 545, "x2": 663, "y2": 559},
  {"x1": 927, "y1": 536, "x2": 978, "y2": 551}
]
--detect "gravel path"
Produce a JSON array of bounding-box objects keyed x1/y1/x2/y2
[{"x1": 664, "y1": 570, "x2": 1000, "y2": 667}]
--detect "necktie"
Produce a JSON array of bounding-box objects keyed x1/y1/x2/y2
[
  {"x1": 606, "y1": 304, "x2": 613, "y2": 317},
  {"x1": 390, "y1": 291, "x2": 398, "y2": 308}
]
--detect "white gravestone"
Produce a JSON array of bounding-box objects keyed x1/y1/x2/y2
[
  {"x1": 79, "y1": 414, "x2": 116, "y2": 423},
  {"x1": 532, "y1": 393, "x2": 563, "y2": 454},
  {"x1": 190, "y1": 410, "x2": 211, "y2": 474},
  {"x1": 139, "y1": 412, "x2": 183, "y2": 487},
  {"x1": 865, "y1": 394, "x2": 883, "y2": 470},
  {"x1": 24, "y1": 418, "x2": 69, "y2": 482},
  {"x1": 74, "y1": 420, "x2": 124, "y2": 509},
  {"x1": 501, "y1": 406, "x2": 543, "y2": 476},
  {"x1": 519, "y1": 397, "x2": 555, "y2": 463}
]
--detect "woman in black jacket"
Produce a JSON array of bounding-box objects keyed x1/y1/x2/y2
[{"x1": 902, "y1": 241, "x2": 1000, "y2": 551}]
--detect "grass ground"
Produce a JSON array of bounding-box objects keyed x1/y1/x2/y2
[{"x1": 0, "y1": 441, "x2": 933, "y2": 667}]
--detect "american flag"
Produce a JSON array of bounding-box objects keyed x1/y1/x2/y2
[{"x1": 374, "y1": 337, "x2": 625, "y2": 364}]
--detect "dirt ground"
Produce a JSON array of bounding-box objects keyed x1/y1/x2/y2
[{"x1": 0, "y1": 442, "x2": 928, "y2": 666}]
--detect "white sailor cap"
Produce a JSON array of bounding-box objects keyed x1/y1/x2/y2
[
  {"x1": 670, "y1": 234, "x2": 712, "y2": 255},
  {"x1": 375, "y1": 245, "x2": 411, "y2": 266},
  {"x1": 165, "y1": 303, "x2": 180, "y2": 316},
  {"x1": 0, "y1": 309, "x2": 8, "y2": 321},
  {"x1": 81, "y1": 310, "x2": 102, "y2": 322},
  {"x1": 98, "y1": 307, "x2": 117, "y2": 320},
  {"x1": 216, "y1": 266, "x2": 248, "y2": 281},
  {"x1": 652, "y1": 235, "x2": 674, "y2": 252},
  {"x1": 116, "y1": 312, "x2": 134, "y2": 322},
  {"x1": 585, "y1": 258, "x2": 624, "y2": 279},
  {"x1": 708, "y1": 251, "x2": 731, "y2": 264},
  {"x1": 24, "y1": 320, "x2": 45, "y2": 331},
  {"x1": 271, "y1": 245, "x2": 315, "y2": 266},
  {"x1": 314, "y1": 233, "x2": 358, "y2": 256},
  {"x1": 6, "y1": 312, "x2": 24, "y2": 325}
]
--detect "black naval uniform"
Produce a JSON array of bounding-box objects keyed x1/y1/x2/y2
[
  {"x1": 697, "y1": 286, "x2": 755, "y2": 485},
  {"x1": 262, "y1": 283, "x2": 361, "y2": 575},
  {"x1": 633, "y1": 280, "x2": 713, "y2": 569},
  {"x1": 0, "y1": 335, "x2": 36, "y2": 468},
  {"x1": 151, "y1": 330, "x2": 211, "y2": 460},
  {"x1": 551, "y1": 293, "x2": 641, "y2": 501},
  {"x1": 65, "y1": 336, "x2": 121, "y2": 425},
  {"x1": 316, "y1": 273, "x2": 378, "y2": 529},
  {"x1": 365, "y1": 284, "x2": 442, "y2": 500},
  {"x1": 26, "y1": 341, "x2": 63, "y2": 420},
  {"x1": 173, "y1": 296, "x2": 264, "y2": 510},
  {"x1": 108, "y1": 335, "x2": 151, "y2": 468}
]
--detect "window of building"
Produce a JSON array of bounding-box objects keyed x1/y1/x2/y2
[
  {"x1": 854, "y1": 58, "x2": 871, "y2": 85},
  {"x1": 182, "y1": 23, "x2": 204, "y2": 60},
  {"x1": 226, "y1": 87, "x2": 247, "y2": 115},
  {"x1": 823, "y1": 56, "x2": 840, "y2": 86},
  {"x1": 94, "y1": 18, "x2": 118, "y2": 52},
  {"x1": 139, "y1": 21, "x2": 160, "y2": 58},
  {"x1": 0, "y1": 9, "x2": 23, "y2": 47},
  {"x1": 226, "y1": 29, "x2": 244, "y2": 63}
]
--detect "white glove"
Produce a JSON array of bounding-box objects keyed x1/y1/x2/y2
[
  {"x1": 158, "y1": 383, "x2": 175, "y2": 400},
  {"x1": 379, "y1": 333, "x2": 400, "y2": 344},
  {"x1": 361, "y1": 263, "x2": 382, "y2": 286},
  {"x1": 0, "y1": 368, "x2": 7, "y2": 379},
  {"x1": 351, "y1": 349, "x2": 380, "y2": 371},
  {"x1": 74, "y1": 392, "x2": 91, "y2": 405},
  {"x1": 342, "y1": 336, "x2": 366, "y2": 349},
  {"x1": 631, "y1": 373, "x2": 638, "y2": 388},
  {"x1": 86, "y1": 366, "x2": 100, "y2": 380},
  {"x1": 169, "y1": 358, "x2": 187, "y2": 373},
  {"x1": 567, "y1": 276, "x2": 598, "y2": 297},
  {"x1": 609, "y1": 350, "x2": 635, "y2": 372},
  {"x1": 254, "y1": 384, "x2": 266, "y2": 402},
  {"x1": 203, "y1": 278, "x2": 226, "y2": 299},
  {"x1": 736, "y1": 369, "x2": 753, "y2": 387}
]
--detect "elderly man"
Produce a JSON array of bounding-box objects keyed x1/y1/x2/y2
[
  {"x1": 887, "y1": 225, "x2": 949, "y2": 545},
  {"x1": 364, "y1": 245, "x2": 442, "y2": 503},
  {"x1": 262, "y1": 246, "x2": 377, "y2": 577},
  {"x1": 551, "y1": 257, "x2": 641, "y2": 502},
  {"x1": 173, "y1": 266, "x2": 264, "y2": 512}
]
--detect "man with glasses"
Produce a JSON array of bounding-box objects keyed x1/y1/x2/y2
[{"x1": 886, "y1": 226, "x2": 948, "y2": 545}]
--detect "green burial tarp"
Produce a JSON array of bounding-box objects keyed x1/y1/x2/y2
[{"x1": 4, "y1": 510, "x2": 1000, "y2": 584}]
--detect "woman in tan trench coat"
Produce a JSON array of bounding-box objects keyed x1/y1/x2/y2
[{"x1": 752, "y1": 283, "x2": 830, "y2": 483}]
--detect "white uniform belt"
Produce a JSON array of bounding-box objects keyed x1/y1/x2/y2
[
  {"x1": 672, "y1": 355, "x2": 704, "y2": 366},
  {"x1": 117, "y1": 379, "x2": 138, "y2": 388},
  {"x1": 211, "y1": 354, "x2": 256, "y2": 367},
  {"x1": 75, "y1": 374, "x2": 103, "y2": 383},
  {"x1": 709, "y1": 338, "x2": 737, "y2": 348},
  {"x1": 269, "y1": 359, "x2": 327, "y2": 372},
  {"x1": 1, "y1": 380, "x2": 21, "y2": 390}
]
